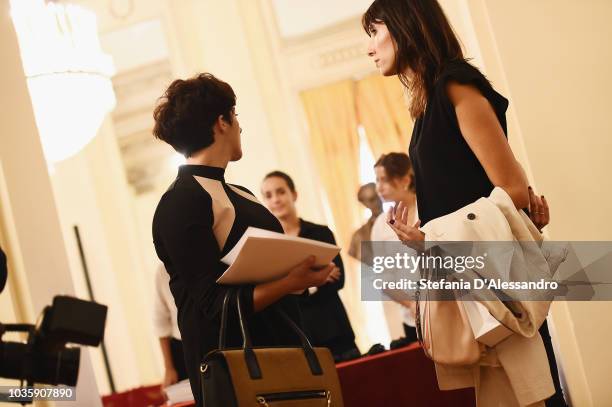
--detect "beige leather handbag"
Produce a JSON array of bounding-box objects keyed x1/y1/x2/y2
[
  {"x1": 200, "y1": 288, "x2": 344, "y2": 406},
  {"x1": 415, "y1": 259, "x2": 481, "y2": 366}
]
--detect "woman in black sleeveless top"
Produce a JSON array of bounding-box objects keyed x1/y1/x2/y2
[
  {"x1": 409, "y1": 61, "x2": 511, "y2": 226},
  {"x1": 362, "y1": 1, "x2": 561, "y2": 406}
]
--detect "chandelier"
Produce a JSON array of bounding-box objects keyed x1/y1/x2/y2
[{"x1": 10, "y1": 0, "x2": 116, "y2": 163}]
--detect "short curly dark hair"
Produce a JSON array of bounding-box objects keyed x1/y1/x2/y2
[
  {"x1": 153, "y1": 73, "x2": 236, "y2": 157},
  {"x1": 374, "y1": 152, "x2": 415, "y2": 192}
]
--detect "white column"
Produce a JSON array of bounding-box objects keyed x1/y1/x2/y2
[
  {"x1": 49, "y1": 120, "x2": 147, "y2": 393},
  {"x1": 0, "y1": 0, "x2": 101, "y2": 405}
]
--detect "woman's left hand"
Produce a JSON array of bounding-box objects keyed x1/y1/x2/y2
[
  {"x1": 325, "y1": 266, "x2": 341, "y2": 284},
  {"x1": 387, "y1": 201, "x2": 425, "y2": 250}
]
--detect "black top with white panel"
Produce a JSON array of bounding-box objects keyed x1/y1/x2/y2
[{"x1": 153, "y1": 164, "x2": 301, "y2": 406}]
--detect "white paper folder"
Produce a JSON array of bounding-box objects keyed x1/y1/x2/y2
[{"x1": 217, "y1": 227, "x2": 340, "y2": 284}]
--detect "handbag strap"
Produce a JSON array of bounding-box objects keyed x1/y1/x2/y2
[
  {"x1": 235, "y1": 287, "x2": 262, "y2": 379},
  {"x1": 415, "y1": 267, "x2": 427, "y2": 351},
  {"x1": 415, "y1": 250, "x2": 434, "y2": 359},
  {"x1": 218, "y1": 288, "x2": 234, "y2": 349},
  {"x1": 217, "y1": 286, "x2": 323, "y2": 379},
  {"x1": 219, "y1": 287, "x2": 257, "y2": 350},
  {"x1": 274, "y1": 308, "x2": 323, "y2": 375}
]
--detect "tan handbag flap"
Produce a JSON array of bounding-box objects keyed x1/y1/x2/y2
[{"x1": 221, "y1": 347, "x2": 343, "y2": 406}]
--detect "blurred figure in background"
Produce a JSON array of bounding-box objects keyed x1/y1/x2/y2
[
  {"x1": 371, "y1": 153, "x2": 418, "y2": 344},
  {"x1": 0, "y1": 245, "x2": 7, "y2": 294},
  {"x1": 261, "y1": 171, "x2": 360, "y2": 362},
  {"x1": 153, "y1": 264, "x2": 188, "y2": 388},
  {"x1": 349, "y1": 183, "x2": 383, "y2": 262}
]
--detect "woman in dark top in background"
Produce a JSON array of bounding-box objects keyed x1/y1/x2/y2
[
  {"x1": 0, "y1": 245, "x2": 7, "y2": 294},
  {"x1": 261, "y1": 171, "x2": 359, "y2": 362},
  {"x1": 362, "y1": 0, "x2": 561, "y2": 406},
  {"x1": 151, "y1": 73, "x2": 335, "y2": 406}
]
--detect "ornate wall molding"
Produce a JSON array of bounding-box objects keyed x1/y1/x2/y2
[
  {"x1": 257, "y1": 0, "x2": 376, "y2": 91},
  {"x1": 110, "y1": 59, "x2": 174, "y2": 194}
]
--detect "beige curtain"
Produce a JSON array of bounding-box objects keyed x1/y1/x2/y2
[
  {"x1": 300, "y1": 78, "x2": 415, "y2": 350},
  {"x1": 300, "y1": 80, "x2": 363, "y2": 250},
  {"x1": 300, "y1": 80, "x2": 368, "y2": 349},
  {"x1": 355, "y1": 75, "x2": 414, "y2": 159}
]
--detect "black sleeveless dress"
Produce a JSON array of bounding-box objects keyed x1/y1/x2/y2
[
  {"x1": 409, "y1": 60, "x2": 509, "y2": 226},
  {"x1": 408, "y1": 60, "x2": 566, "y2": 406}
]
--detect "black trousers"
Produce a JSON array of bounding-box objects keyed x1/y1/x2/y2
[
  {"x1": 170, "y1": 337, "x2": 189, "y2": 381},
  {"x1": 402, "y1": 323, "x2": 419, "y2": 343},
  {"x1": 323, "y1": 336, "x2": 359, "y2": 359},
  {"x1": 540, "y1": 321, "x2": 567, "y2": 407}
]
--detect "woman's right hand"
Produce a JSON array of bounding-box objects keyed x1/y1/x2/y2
[
  {"x1": 285, "y1": 256, "x2": 335, "y2": 292},
  {"x1": 252, "y1": 257, "x2": 334, "y2": 312}
]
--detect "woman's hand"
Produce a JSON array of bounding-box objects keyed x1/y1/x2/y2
[
  {"x1": 325, "y1": 266, "x2": 341, "y2": 284},
  {"x1": 286, "y1": 256, "x2": 335, "y2": 291},
  {"x1": 528, "y1": 186, "x2": 549, "y2": 232},
  {"x1": 387, "y1": 201, "x2": 425, "y2": 250},
  {"x1": 253, "y1": 257, "x2": 334, "y2": 312}
]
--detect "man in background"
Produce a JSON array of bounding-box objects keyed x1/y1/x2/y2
[
  {"x1": 153, "y1": 265, "x2": 188, "y2": 388},
  {"x1": 348, "y1": 183, "x2": 383, "y2": 261}
]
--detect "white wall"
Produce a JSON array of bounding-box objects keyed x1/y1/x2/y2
[{"x1": 466, "y1": 1, "x2": 612, "y2": 405}]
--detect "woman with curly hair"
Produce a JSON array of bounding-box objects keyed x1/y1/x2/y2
[{"x1": 151, "y1": 73, "x2": 335, "y2": 406}]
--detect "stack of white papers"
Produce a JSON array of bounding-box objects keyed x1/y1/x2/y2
[
  {"x1": 163, "y1": 379, "x2": 193, "y2": 405},
  {"x1": 217, "y1": 227, "x2": 340, "y2": 284}
]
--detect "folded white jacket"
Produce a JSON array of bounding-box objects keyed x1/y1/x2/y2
[{"x1": 419, "y1": 187, "x2": 559, "y2": 407}]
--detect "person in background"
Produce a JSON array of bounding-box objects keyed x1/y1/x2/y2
[
  {"x1": 348, "y1": 183, "x2": 383, "y2": 262},
  {"x1": 261, "y1": 171, "x2": 360, "y2": 362},
  {"x1": 0, "y1": 245, "x2": 7, "y2": 294},
  {"x1": 370, "y1": 153, "x2": 418, "y2": 344},
  {"x1": 152, "y1": 264, "x2": 188, "y2": 388}
]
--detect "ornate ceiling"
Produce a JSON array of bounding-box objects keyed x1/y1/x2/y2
[{"x1": 77, "y1": 0, "x2": 376, "y2": 195}]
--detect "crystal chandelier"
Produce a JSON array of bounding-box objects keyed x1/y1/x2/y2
[{"x1": 10, "y1": 0, "x2": 116, "y2": 163}]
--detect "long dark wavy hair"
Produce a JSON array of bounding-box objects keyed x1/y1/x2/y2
[{"x1": 362, "y1": 0, "x2": 466, "y2": 118}]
